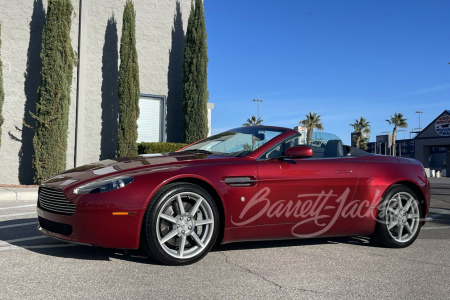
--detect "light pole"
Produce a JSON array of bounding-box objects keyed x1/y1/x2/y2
[
  {"x1": 253, "y1": 99, "x2": 263, "y2": 119},
  {"x1": 416, "y1": 111, "x2": 423, "y2": 131}
]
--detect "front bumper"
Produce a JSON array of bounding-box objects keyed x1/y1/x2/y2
[
  {"x1": 38, "y1": 224, "x2": 92, "y2": 246},
  {"x1": 36, "y1": 191, "x2": 145, "y2": 249}
]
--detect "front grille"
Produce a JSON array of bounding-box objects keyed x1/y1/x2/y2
[
  {"x1": 38, "y1": 216, "x2": 73, "y2": 236},
  {"x1": 38, "y1": 187, "x2": 76, "y2": 216}
]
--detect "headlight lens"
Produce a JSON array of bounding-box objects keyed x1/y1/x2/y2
[{"x1": 73, "y1": 176, "x2": 134, "y2": 194}]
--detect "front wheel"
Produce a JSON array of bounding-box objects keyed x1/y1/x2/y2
[
  {"x1": 371, "y1": 185, "x2": 422, "y2": 248},
  {"x1": 142, "y1": 183, "x2": 219, "y2": 265}
]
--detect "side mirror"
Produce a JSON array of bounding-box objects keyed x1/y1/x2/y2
[{"x1": 285, "y1": 146, "x2": 313, "y2": 158}]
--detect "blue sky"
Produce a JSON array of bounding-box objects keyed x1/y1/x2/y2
[{"x1": 203, "y1": 0, "x2": 450, "y2": 144}]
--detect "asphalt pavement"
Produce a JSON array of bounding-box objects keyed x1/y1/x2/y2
[{"x1": 0, "y1": 177, "x2": 449, "y2": 299}]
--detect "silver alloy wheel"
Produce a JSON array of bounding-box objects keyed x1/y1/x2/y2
[
  {"x1": 156, "y1": 191, "x2": 214, "y2": 259},
  {"x1": 385, "y1": 192, "x2": 420, "y2": 243}
]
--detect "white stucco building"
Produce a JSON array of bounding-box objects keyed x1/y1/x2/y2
[{"x1": 0, "y1": 0, "x2": 210, "y2": 184}]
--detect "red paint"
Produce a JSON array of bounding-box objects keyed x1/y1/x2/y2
[{"x1": 36, "y1": 126, "x2": 430, "y2": 249}]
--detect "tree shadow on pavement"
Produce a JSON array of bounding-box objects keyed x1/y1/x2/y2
[{"x1": 0, "y1": 217, "x2": 162, "y2": 265}]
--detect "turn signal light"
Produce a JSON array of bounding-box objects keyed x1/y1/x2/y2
[{"x1": 112, "y1": 212, "x2": 136, "y2": 216}]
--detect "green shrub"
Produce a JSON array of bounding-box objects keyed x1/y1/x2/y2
[
  {"x1": 138, "y1": 142, "x2": 188, "y2": 154},
  {"x1": 32, "y1": 0, "x2": 74, "y2": 184},
  {"x1": 117, "y1": 0, "x2": 140, "y2": 157},
  {"x1": 182, "y1": 0, "x2": 208, "y2": 144}
]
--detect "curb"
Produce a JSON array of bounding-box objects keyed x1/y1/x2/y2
[
  {"x1": 0, "y1": 188, "x2": 39, "y2": 201},
  {"x1": 428, "y1": 177, "x2": 450, "y2": 183}
]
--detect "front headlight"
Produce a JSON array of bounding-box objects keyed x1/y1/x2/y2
[{"x1": 73, "y1": 176, "x2": 134, "y2": 194}]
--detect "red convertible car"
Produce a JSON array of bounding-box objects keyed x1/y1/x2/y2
[{"x1": 37, "y1": 126, "x2": 430, "y2": 265}]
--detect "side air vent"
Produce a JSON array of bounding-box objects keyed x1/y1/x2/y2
[{"x1": 221, "y1": 177, "x2": 258, "y2": 187}]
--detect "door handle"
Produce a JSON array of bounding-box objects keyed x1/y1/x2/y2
[{"x1": 335, "y1": 170, "x2": 352, "y2": 174}]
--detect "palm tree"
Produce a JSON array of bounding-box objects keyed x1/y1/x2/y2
[
  {"x1": 350, "y1": 117, "x2": 371, "y2": 149},
  {"x1": 386, "y1": 113, "x2": 408, "y2": 156},
  {"x1": 358, "y1": 137, "x2": 369, "y2": 150},
  {"x1": 300, "y1": 111, "x2": 323, "y2": 145},
  {"x1": 243, "y1": 115, "x2": 263, "y2": 126}
]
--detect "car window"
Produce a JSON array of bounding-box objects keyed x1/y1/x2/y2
[
  {"x1": 261, "y1": 132, "x2": 347, "y2": 159},
  {"x1": 305, "y1": 132, "x2": 347, "y2": 158},
  {"x1": 260, "y1": 135, "x2": 301, "y2": 159}
]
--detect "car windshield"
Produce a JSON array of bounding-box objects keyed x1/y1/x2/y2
[{"x1": 181, "y1": 127, "x2": 286, "y2": 157}]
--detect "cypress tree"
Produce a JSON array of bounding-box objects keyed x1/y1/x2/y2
[
  {"x1": 183, "y1": 0, "x2": 208, "y2": 144},
  {"x1": 0, "y1": 23, "x2": 4, "y2": 148},
  {"x1": 31, "y1": 0, "x2": 74, "y2": 183},
  {"x1": 117, "y1": 0, "x2": 140, "y2": 157}
]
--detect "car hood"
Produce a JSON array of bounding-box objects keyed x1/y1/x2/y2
[{"x1": 41, "y1": 152, "x2": 227, "y2": 189}]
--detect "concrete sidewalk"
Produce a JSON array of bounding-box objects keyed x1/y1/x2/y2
[
  {"x1": 428, "y1": 177, "x2": 450, "y2": 184},
  {"x1": 0, "y1": 187, "x2": 39, "y2": 201}
]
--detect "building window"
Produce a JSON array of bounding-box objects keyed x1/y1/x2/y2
[{"x1": 137, "y1": 94, "x2": 166, "y2": 142}]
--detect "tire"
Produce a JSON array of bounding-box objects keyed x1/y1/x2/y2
[
  {"x1": 142, "y1": 182, "x2": 219, "y2": 265},
  {"x1": 371, "y1": 185, "x2": 422, "y2": 248}
]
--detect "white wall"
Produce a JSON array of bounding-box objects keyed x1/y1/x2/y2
[{"x1": 0, "y1": 0, "x2": 191, "y2": 184}]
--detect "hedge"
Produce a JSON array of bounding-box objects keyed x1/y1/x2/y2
[{"x1": 138, "y1": 142, "x2": 188, "y2": 154}]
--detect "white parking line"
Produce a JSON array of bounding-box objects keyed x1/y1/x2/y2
[
  {"x1": 0, "y1": 204, "x2": 36, "y2": 210},
  {"x1": 0, "y1": 212, "x2": 36, "y2": 218},
  {"x1": 0, "y1": 243, "x2": 78, "y2": 252},
  {"x1": 0, "y1": 235, "x2": 47, "y2": 246},
  {"x1": 426, "y1": 210, "x2": 450, "y2": 221},
  {"x1": 422, "y1": 226, "x2": 450, "y2": 230},
  {"x1": 0, "y1": 222, "x2": 38, "y2": 229},
  {"x1": 428, "y1": 209, "x2": 450, "y2": 215}
]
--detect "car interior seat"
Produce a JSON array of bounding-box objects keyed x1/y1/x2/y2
[{"x1": 323, "y1": 140, "x2": 346, "y2": 157}]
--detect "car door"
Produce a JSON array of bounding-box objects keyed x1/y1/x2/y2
[{"x1": 256, "y1": 138, "x2": 358, "y2": 238}]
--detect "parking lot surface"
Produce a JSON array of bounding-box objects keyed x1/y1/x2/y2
[{"x1": 0, "y1": 178, "x2": 449, "y2": 299}]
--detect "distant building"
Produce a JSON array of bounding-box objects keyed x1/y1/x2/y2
[
  {"x1": 414, "y1": 110, "x2": 450, "y2": 177},
  {"x1": 395, "y1": 139, "x2": 415, "y2": 158},
  {"x1": 366, "y1": 110, "x2": 450, "y2": 177},
  {"x1": 366, "y1": 134, "x2": 393, "y2": 156}
]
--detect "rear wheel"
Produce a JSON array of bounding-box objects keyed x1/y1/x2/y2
[
  {"x1": 372, "y1": 185, "x2": 422, "y2": 248},
  {"x1": 142, "y1": 183, "x2": 219, "y2": 265}
]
